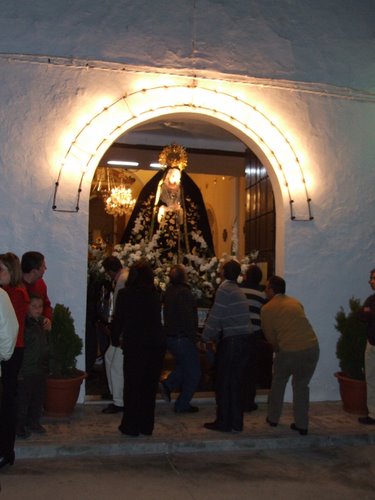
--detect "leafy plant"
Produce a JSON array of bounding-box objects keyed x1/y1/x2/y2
[
  {"x1": 49, "y1": 304, "x2": 83, "y2": 378},
  {"x1": 335, "y1": 297, "x2": 367, "y2": 380}
]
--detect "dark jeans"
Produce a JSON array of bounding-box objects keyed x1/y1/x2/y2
[
  {"x1": 17, "y1": 373, "x2": 47, "y2": 430},
  {"x1": 165, "y1": 337, "x2": 201, "y2": 411},
  {"x1": 215, "y1": 335, "x2": 251, "y2": 431},
  {"x1": 120, "y1": 342, "x2": 166, "y2": 436},
  {"x1": 0, "y1": 347, "x2": 24, "y2": 457}
]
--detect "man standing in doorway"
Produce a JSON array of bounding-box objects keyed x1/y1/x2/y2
[
  {"x1": 358, "y1": 268, "x2": 375, "y2": 425},
  {"x1": 160, "y1": 264, "x2": 200, "y2": 413},
  {"x1": 202, "y1": 259, "x2": 251, "y2": 433},
  {"x1": 261, "y1": 275, "x2": 319, "y2": 435},
  {"x1": 240, "y1": 264, "x2": 268, "y2": 412},
  {"x1": 101, "y1": 256, "x2": 128, "y2": 414}
]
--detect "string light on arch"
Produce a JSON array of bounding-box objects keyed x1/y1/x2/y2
[{"x1": 52, "y1": 83, "x2": 313, "y2": 220}]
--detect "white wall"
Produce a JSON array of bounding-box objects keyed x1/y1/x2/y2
[
  {"x1": 1, "y1": 1, "x2": 374, "y2": 90},
  {"x1": 0, "y1": 1, "x2": 374, "y2": 401}
]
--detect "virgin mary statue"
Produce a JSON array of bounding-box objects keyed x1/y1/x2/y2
[{"x1": 121, "y1": 144, "x2": 214, "y2": 263}]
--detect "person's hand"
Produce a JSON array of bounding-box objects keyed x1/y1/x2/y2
[
  {"x1": 43, "y1": 317, "x2": 52, "y2": 331},
  {"x1": 157, "y1": 205, "x2": 166, "y2": 223}
]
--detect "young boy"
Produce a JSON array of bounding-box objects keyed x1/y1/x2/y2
[{"x1": 17, "y1": 295, "x2": 49, "y2": 439}]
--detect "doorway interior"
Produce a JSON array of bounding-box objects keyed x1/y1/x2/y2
[{"x1": 85, "y1": 118, "x2": 275, "y2": 400}]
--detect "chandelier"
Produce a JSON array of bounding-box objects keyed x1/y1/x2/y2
[
  {"x1": 105, "y1": 186, "x2": 136, "y2": 217},
  {"x1": 91, "y1": 167, "x2": 136, "y2": 217}
]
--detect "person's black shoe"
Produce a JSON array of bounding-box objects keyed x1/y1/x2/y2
[
  {"x1": 290, "y1": 423, "x2": 308, "y2": 435},
  {"x1": 102, "y1": 403, "x2": 124, "y2": 414},
  {"x1": 204, "y1": 421, "x2": 231, "y2": 432},
  {"x1": 266, "y1": 417, "x2": 278, "y2": 427},
  {"x1": 118, "y1": 425, "x2": 139, "y2": 437},
  {"x1": 159, "y1": 381, "x2": 171, "y2": 403},
  {"x1": 174, "y1": 405, "x2": 199, "y2": 413},
  {"x1": 0, "y1": 451, "x2": 15, "y2": 469},
  {"x1": 358, "y1": 415, "x2": 375, "y2": 425}
]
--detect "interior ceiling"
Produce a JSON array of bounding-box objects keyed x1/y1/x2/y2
[
  {"x1": 121, "y1": 118, "x2": 243, "y2": 146},
  {"x1": 100, "y1": 117, "x2": 248, "y2": 176}
]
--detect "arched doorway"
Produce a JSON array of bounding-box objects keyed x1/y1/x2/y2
[{"x1": 53, "y1": 81, "x2": 313, "y2": 400}]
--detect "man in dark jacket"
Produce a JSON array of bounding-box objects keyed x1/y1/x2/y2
[
  {"x1": 101, "y1": 256, "x2": 128, "y2": 414},
  {"x1": 358, "y1": 268, "x2": 375, "y2": 425},
  {"x1": 159, "y1": 264, "x2": 200, "y2": 413}
]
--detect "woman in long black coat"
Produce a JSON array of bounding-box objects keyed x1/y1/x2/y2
[{"x1": 113, "y1": 260, "x2": 166, "y2": 437}]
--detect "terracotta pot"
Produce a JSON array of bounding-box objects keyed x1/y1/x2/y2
[
  {"x1": 44, "y1": 370, "x2": 87, "y2": 417},
  {"x1": 335, "y1": 371, "x2": 368, "y2": 415}
]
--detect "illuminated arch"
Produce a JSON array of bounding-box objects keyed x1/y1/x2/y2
[{"x1": 52, "y1": 83, "x2": 313, "y2": 221}]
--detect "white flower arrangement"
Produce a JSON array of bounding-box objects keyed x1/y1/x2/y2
[
  {"x1": 89, "y1": 234, "x2": 223, "y2": 304},
  {"x1": 89, "y1": 242, "x2": 255, "y2": 309},
  {"x1": 88, "y1": 202, "x2": 257, "y2": 304}
]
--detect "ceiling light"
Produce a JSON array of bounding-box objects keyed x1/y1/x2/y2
[
  {"x1": 107, "y1": 160, "x2": 139, "y2": 167},
  {"x1": 105, "y1": 187, "x2": 136, "y2": 217}
]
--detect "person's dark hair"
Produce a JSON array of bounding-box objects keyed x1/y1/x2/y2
[
  {"x1": 0, "y1": 252, "x2": 23, "y2": 286},
  {"x1": 29, "y1": 293, "x2": 44, "y2": 304},
  {"x1": 126, "y1": 260, "x2": 154, "y2": 288},
  {"x1": 21, "y1": 251, "x2": 45, "y2": 273},
  {"x1": 102, "y1": 256, "x2": 122, "y2": 273},
  {"x1": 245, "y1": 264, "x2": 262, "y2": 286},
  {"x1": 268, "y1": 275, "x2": 286, "y2": 295},
  {"x1": 169, "y1": 264, "x2": 186, "y2": 285},
  {"x1": 223, "y1": 260, "x2": 241, "y2": 281},
  {"x1": 371, "y1": 268, "x2": 375, "y2": 275}
]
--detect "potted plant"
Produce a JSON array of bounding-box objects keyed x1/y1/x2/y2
[
  {"x1": 334, "y1": 297, "x2": 368, "y2": 415},
  {"x1": 44, "y1": 304, "x2": 86, "y2": 417}
]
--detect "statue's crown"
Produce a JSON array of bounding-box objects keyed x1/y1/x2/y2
[{"x1": 159, "y1": 144, "x2": 187, "y2": 170}]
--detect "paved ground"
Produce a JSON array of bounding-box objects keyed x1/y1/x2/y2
[
  {"x1": 1, "y1": 399, "x2": 375, "y2": 499},
  {"x1": 1, "y1": 445, "x2": 375, "y2": 499},
  {"x1": 11, "y1": 398, "x2": 375, "y2": 459}
]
